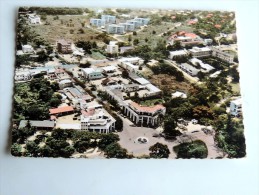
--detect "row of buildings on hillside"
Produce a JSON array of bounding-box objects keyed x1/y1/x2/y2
[
  {"x1": 169, "y1": 45, "x2": 235, "y2": 63},
  {"x1": 90, "y1": 14, "x2": 150, "y2": 34}
]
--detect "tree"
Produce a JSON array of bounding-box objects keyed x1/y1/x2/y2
[
  {"x1": 25, "y1": 141, "x2": 39, "y2": 157},
  {"x1": 175, "y1": 140, "x2": 208, "y2": 159},
  {"x1": 11, "y1": 143, "x2": 22, "y2": 156},
  {"x1": 133, "y1": 31, "x2": 137, "y2": 35},
  {"x1": 50, "y1": 97, "x2": 62, "y2": 107},
  {"x1": 149, "y1": 142, "x2": 170, "y2": 158},
  {"x1": 98, "y1": 134, "x2": 120, "y2": 150},
  {"x1": 60, "y1": 146, "x2": 75, "y2": 158},
  {"x1": 122, "y1": 70, "x2": 129, "y2": 78},
  {"x1": 104, "y1": 143, "x2": 128, "y2": 159},
  {"x1": 163, "y1": 117, "x2": 182, "y2": 138},
  {"x1": 133, "y1": 39, "x2": 139, "y2": 46}
]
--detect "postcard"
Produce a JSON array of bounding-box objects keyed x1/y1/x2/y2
[{"x1": 12, "y1": 7, "x2": 245, "y2": 159}]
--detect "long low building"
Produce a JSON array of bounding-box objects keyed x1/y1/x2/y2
[
  {"x1": 19, "y1": 120, "x2": 55, "y2": 130},
  {"x1": 49, "y1": 106, "x2": 74, "y2": 116},
  {"x1": 179, "y1": 63, "x2": 200, "y2": 76}
]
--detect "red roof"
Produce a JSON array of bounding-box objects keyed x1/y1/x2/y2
[
  {"x1": 130, "y1": 101, "x2": 165, "y2": 113},
  {"x1": 188, "y1": 20, "x2": 197, "y2": 25},
  {"x1": 214, "y1": 24, "x2": 222, "y2": 28},
  {"x1": 49, "y1": 106, "x2": 74, "y2": 114}
]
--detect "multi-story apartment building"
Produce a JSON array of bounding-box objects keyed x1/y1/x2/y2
[
  {"x1": 90, "y1": 18, "x2": 105, "y2": 27},
  {"x1": 169, "y1": 50, "x2": 189, "y2": 59},
  {"x1": 101, "y1": 15, "x2": 116, "y2": 24},
  {"x1": 82, "y1": 68, "x2": 103, "y2": 80},
  {"x1": 106, "y1": 41, "x2": 119, "y2": 54},
  {"x1": 56, "y1": 39, "x2": 72, "y2": 54},
  {"x1": 133, "y1": 17, "x2": 150, "y2": 25},
  {"x1": 211, "y1": 47, "x2": 234, "y2": 63},
  {"x1": 188, "y1": 47, "x2": 211, "y2": 57},
  {"x1": 119, "y1": 22, "x2": 135, "y2": 32},
  {"x1": 126, "y1": 20, "x2": 142, "y2": 28},
  {"x1": 106, "y1": 24, "x2": 125, "y2": 34},
  {"x1": 230, "y1": 98, "x2": 242, "y2": 117}
]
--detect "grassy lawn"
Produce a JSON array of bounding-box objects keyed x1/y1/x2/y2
[
  {"x1": 91, "y1": 51, "x2": 106, "y2": 60},
  {"x1": 139, "y1": 98, "x2": 164, "y2": 106},
  {"x1": 32, "y1": 15, "x2": 100, "y2": 44}
]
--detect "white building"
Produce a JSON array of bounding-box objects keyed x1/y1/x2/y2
[
  {"x1": 59, "y1": 79, "x2": 73, "y2": 89},
  {"x1": 106, "y1": 41, "x2": 119, "y2": 54},
  {"x1": 28, "y1": 14, "x2": 41, "y2": 24},
  {"x1": 169, "y1": 50, "x2": 189, "y2": 59},
  {"x1": 172, "y1": 91, "x2": 187, "y2": 98},
  {"x1": 102, "y1": 65, "x2": 117, "y2": 73},
  {"x1": 82, "y1": 68, "x2": 103, "y2": 80},
  {"x1": 90, "y1": 18, "x2": 105, "y2": 27},
  {"x1": 101, "y1": 15, "x2": 116, "y2": 24},
  {"x1": 22, "y1": 45, "x2": 34, "y2": 53},
  {"x1": 145, "y1": 83, "x2": 162, "y2": 97},
  {"x1": 120, "y1": 62, "x2": 139, "y2": 72},
  {"x1": 189, "y1": 47, "x2": 211, "y2": 57},
  {"x1": 118, "y1": 57, "x2": 144, "y2": 65},
  {"x1": 189, "y1": 58, "x2": 215, "y2": 72},
  {"x1": 211, "y1": 47, "x2": 234, "y2": 63},
  {"x1": 119, "y1": 23, "x2": 135, "y2": 32},
  {"x1": 126, "y1": 20, "x2": 142, "y2": 28},
  {"x1": 133, "y1": 18, "x2": 150, "y2": 25},
  {"x1": 179, "y1": 63, "x2": 200, "y2": 76},
  {"x1": 122, "y1": 100, "x2": 166, "y2": 126},
  {"x1": 230, "y1": 98, "x2": 242, "y2": 117},
  {"x1": 106, "y1": 24, "x2": 125, "y2": 34},
  {"x1": 81, "y1": 108, "x2": 115, "y2": 133},
  {"x1": 15, "y1": 70, "x2": 32, "y2": 81}
]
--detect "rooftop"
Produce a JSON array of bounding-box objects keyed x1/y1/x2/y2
[
  {"x1": 49, "y1": 106, "x2": 74, "y2": 115},
  {"x1": 129, "y1": 101, "x2": 165, "y2": 113},
  {"x1": 19, "y1": 120, "x2": 55, "y2": 129}
]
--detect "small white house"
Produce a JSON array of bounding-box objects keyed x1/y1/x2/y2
[
  {"x1": 230, "y1": 98, "x2": 242, "y2": 117},
  {"x1": 172, "y1": 91, "x2": 187, "y2": 98},
  {"x1": 106, "y1": 41, "x2": 119, "y2": 54},
  {"x1": 28, "y1": 14, "x2": 41, "y2": 24},
  {"x1": 59, "y1": 79, "x2": 73, "y2": 89},
  {"x1": 82, "y1": 68, "x2": 103, "y2": 80},
  {"x1": 22, "y1": 45, "x2": 34, "y2": 53}
]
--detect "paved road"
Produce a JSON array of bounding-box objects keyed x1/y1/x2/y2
[{"x1": 116, "y1": 117, "x2": 224, "y2": 159}]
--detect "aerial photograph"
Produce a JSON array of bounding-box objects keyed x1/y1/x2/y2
[{"x1": 11, "y1": 7, "x2": 246, "y2": 159}]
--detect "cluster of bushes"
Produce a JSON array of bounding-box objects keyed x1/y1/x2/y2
[{"x1": 11, "y1": 128, "x2": 129, "y2": 158}]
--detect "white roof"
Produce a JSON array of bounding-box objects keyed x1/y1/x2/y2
[
  {"x1": 189, "y1": 58, "x2": 214, "y2": 71},
  {"x1": 210, "y1": 70, "x2": 221, "y2": 78},
  {"x1": 82, "y1": 68, "x2": 95, "y2": 74},
  {"x1": 124, "y1": 62, "x2": 138, "y2": 69},
  {"x1": 145, "y1": 84, "x2": 161, "y2": 93},
  {"x1": 135, "y1": 77, "x2": 150, "y2": 85},
  {"x1": 170, "y1": 50, "x2": 188, "y2": 55},
  {"x1": 109, "y1": 41, "x2": 118, "y2": 45},
  {"x1": 22, "y1": 45, "x2": 33, "y2": 49},
  {"x1": 189, "y1": 47, "x2": 211, "y2": 53},
  {"x1": 57, "y1": 123, "x2": 81, "y2": 130},
  {"x1": 102, "y1": 65, "x2": 116, "y2": 72},
  {"x1": 59, "y1": 79, "x2": 72, "y2": 84},
  {"x1": 119, "y1": 57, "x2": 141, "y2": 62},
  {"x1": 172, "y1": 91, "x2": 187, "y2": 98},
  {"x1": 231, "y1": 98, "x2": 242, "y2": 105}
]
